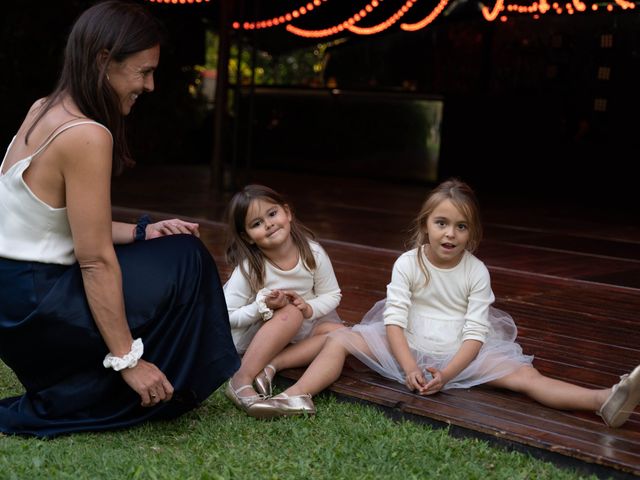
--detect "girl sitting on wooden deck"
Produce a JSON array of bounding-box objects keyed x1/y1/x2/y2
[{"x1": 222, "y1": 184, "x2": 345, "y2": 416}]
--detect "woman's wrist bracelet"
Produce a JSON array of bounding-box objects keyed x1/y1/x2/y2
[
  {"x1": 134, "y1": 214, "x2": 151, "y2": 242},
  {"x1": 103, "y1": 338, "x2": 144, "y2": 371}
]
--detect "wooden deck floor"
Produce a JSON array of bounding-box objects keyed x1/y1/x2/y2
[{"x1": 112, "y1": 165, "x2": 640, "y2": 478}]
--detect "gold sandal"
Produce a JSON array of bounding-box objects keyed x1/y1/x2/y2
[
  {"x1": 248, "y1": 392, "x2": 316, "y2": 419},
  {"x1": 254, "y1": 364, "x2": 277, "y2": 397},
  {"x1": 225, "y1": 381, "x2": 264, "y2": 412}
]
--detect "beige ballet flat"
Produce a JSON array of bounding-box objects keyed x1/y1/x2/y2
[
  {"x1": 224, "y1": 381, "x2": 264, "y2": 412},
  {"x1": 598, "y1": 364, "x2": 640, "y2": 428},
  {"x1": 248, "y1": 392, "x2": 316, "y2": 419},
  {"x1": 254, "y1": 364, "x2": 276, "y2": 397}
]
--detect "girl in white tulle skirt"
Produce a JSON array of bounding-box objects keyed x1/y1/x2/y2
[
  {"x1": 343, "y1": 299, "x2": 532, "y2": 391},
  {"x1": 249, "y1": 179, "x2": 640, "y2": 428}
]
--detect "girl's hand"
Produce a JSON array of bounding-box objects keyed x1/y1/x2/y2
[
  {"x1": 422, "y1": 367, "x2": 446, "y2": 395},
  {"x1": 283, "y1": 290, "x2": 313, "y2": 319},
  {"x1": 265, "y1": 289, "x2": 289, "y2": 310},
  {"x1": 120, "y1": 359, "x2": 174, "y2": 407},
  {"x1": 405, "y1": 368, "x2": 429, "y2": 394},
  {"x1": 146, "y1": 219, "x2": 200, "y2": 239}
]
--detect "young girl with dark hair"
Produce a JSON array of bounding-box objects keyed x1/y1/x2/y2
[{"x1": 223, "y1": 184, "x2": 344, "y2": 415}]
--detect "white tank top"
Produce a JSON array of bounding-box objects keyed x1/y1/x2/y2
[{"x1": 0, "y1": 120, "x2": 111, "y2": 265}]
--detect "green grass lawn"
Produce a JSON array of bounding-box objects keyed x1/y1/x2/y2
[{"x1": 0, "y1": 361, "x2": 601, "y2": 480}]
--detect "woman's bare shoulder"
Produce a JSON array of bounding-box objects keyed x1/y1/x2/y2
[{"x1": 56, "y1": 122, "x2": 113, "y2": 158}]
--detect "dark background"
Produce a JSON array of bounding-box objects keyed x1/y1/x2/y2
[{"x1": 2, "y1": 0, "x2": 638, "y2": 209}]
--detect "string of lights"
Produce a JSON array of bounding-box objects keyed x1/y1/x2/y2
[
  {"x1": 232, "y1": 0, "x2": 328, "y2": 30},
  {"x1": 400, "y1": 0, "x2": 449, "y2": 30},
  {"x1": 144, "y1": 0, "x2": 637, "y2": 31},
  {"x1": 286, "y1": 0, "x2": 384, "y2": 38},
  {"x1": 482, "y1": 0, "x2": 634, "y2": 19},
  {"x1": 346, "y1": 0, "x2": 417, "y2": 35}
]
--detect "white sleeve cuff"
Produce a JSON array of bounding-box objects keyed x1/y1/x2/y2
[{"x1": 256, "y1": 288, "x2": 274, "y2": 321}]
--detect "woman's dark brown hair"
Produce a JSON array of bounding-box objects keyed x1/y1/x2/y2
[{"x1": 26, "y1": 0, "x2": 163, "y2": 174}]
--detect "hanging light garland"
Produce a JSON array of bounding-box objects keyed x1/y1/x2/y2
[
  {"x1": 144, "y1": 0, "x2": 638, "y2": 31},
  {"x1": 482, "y1": 0, "x2": 634, "y2": 19},
  {"x1": 613, "y1": 0, "x2": 635, "y2": 7},
  {"x1": 232, "y1": 0, "x2": 328, "y2": 30},
  {"x1": 286, "y1": 0, "x2": 385, "y2": 38},
  {"x1": 572, "y1": 0, "x2": 588, "y2": 11},
  {"x1": 346, "y1": 0, "x2": 418, "y2": 35},
  {"x1": 400, "y1": 0, "x2": 449, "y2": 30},
  {"x1": 481, "y1": 0, "x2": 504, "y2": 20}
]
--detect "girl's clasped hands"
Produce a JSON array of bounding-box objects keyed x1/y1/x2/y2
[
  {"x1": 405, "y1": 367, "x2": 442, "y2": 395},
  {"x1": 265, "y1": 289, "x2": 313, "y2": 319}
]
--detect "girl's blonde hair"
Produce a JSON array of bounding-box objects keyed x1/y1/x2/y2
[
  {"x1": 225, "y1": 184, "x2": 316, "y2": 293},
  {"x1": 409, "y1": 178, "x2": 482, "y2": 280}
]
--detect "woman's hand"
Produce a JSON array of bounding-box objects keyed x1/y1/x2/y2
[
  {"x1": 120, "y1": 359, "x2": 174, "y2": 407},
  {"x1": 283, "y1": 290, "x2": 313, "y2": 319},
  {"x1": 265, "y1": 289, "x2": 289, "y2": 310},
  {"x1": 146, "y1": 219, "x2": 199, "y2": 239}
]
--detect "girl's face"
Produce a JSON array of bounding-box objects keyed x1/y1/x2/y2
[
  {"x1": 244, "y1": 198, "x2": 292, "y2": 251},
  {"x1": 424, "y1": 199, "x2": 470, "y2": 269},
  {"x1": 107, "y1": 44, "x2": 160, "y2": 115}
]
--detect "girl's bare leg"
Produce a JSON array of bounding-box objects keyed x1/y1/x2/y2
[
  {"x1": 230, "y1": 304, "x2": 303, "y2": 396},
  {"x1": 285, "y1": 330, "x2": 374, "y2": 397},
  {"x1": 268, "y1": 323, "x2": 346, "y2": 372},
  {"x1": 487, "y1": 365, "x2": 610, "y2": 410}
]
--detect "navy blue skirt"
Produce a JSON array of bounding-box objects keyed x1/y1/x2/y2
[{"x1": 0, "y1": 234, "x2": 240, "y2": 438}]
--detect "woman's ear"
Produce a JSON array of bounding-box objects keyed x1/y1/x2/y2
[{"x1": 97, "y1": 49, "x2": 111, "y2": 74}]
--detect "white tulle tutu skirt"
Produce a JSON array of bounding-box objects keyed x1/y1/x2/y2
[
  {"x1": 332, "y1": 300, "x2": 533, "y2": 390},
  {"x1": 233, "y1": 309, "x2": 343, "y2": 354}
]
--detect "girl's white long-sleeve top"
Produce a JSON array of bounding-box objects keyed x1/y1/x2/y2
[
  {"x1": 383, "y1": 248, "x2": 494, "y2": 355},
  {"x1": 223, "y1": 240, "x2": 341, "y2": 343}
]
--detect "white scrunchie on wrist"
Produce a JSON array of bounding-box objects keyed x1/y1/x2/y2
[
  {"x1": 256, "y1": 288, "x2": 274, "y2": 321},
  {"x1": 103, "y1": 338, "x2": 144, "y2": 371}
]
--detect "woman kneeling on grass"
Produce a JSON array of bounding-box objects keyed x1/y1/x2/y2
[{"x1": 0, "y1": 1, "x2": 239, "y2": 438}]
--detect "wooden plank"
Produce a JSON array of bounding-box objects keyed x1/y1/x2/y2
[
  {"x1": 478, "y1": 242, "x2": 640, "y2": 287},
  {"x1": 484, "y1": 226, "x2": 640, "y2": 261}
]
